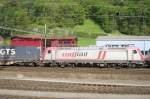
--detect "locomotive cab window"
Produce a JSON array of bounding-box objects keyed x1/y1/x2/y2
[
  {"x1": 141, "y1": 51, "x2": 144, "y2": 55},
  {"x1": 145, "y1": 51, "x2": 148, "y2": 55},
  {"x1": 48, "y1": 50, "x2": 51, "y2": 54},
  {"x1": 133, "y1": 50, "x2": 137, "y2": 54}
]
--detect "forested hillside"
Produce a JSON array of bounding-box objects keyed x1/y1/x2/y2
[{"x1": 0, "y1": 0, "x2": 149, "y2": 38}]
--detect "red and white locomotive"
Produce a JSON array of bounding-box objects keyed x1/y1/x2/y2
[{"x1": 43, "y1": 46, "x2": 144, "y2": 67}]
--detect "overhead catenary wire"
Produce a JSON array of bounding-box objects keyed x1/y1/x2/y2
[
  {"x1": 0, "y1": 26, "x2": 40, "y2": 34},
  {"x1": 33, "y1": 15, "x2": 150, "y2": 19},
  {"x1": 0, "y1": 14, "x2": 149, "y2": 34}
]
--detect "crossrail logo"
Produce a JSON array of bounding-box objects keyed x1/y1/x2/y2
[
  {"x1": 97, "y1": 51, "x2": 107, "y2": 60},
  {"x1": 62, "y1": 52, "x2": 88, "y2": 57},
  {"x1": 0, "y1": 48, "x2": 16, "y2": 56}
]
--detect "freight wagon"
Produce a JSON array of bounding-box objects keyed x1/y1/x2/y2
[{"x1": 0, "y1": 46, "x2": 40, "y2": 65}]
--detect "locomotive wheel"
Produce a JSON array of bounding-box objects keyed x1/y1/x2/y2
[
  {"x1": 69, "y1": 63, "x2": 75, "y2": 68},
  {"x1": 130, "y1": 64, "x2": 136, "y2": 68},
  {"x1": 28, "y1": 62, "x2": 36, "y2": 67},
  {"x1": 49, "y1": 63, "x2": 54, "y2": 67},
  {"x1": 59, "y1": 62, "x2": 66, "y2": 68},
  {"x1": 37, "y1": 63, "x2": 45, "y2": 67}
]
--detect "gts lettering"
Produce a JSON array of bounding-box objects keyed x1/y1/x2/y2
[{"x1": 0, "y1": 49, "x2": 16, "y2": 56}]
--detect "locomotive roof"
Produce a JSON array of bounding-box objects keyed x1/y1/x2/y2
[
  {"x1": 57, "y1": 47, "x2": 129, "y2": 50},
  {"x1": 96, "y1": 36, "x2": 150, "y2": 41}
]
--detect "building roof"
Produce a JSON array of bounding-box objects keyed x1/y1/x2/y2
[
  {"x1": 96, "y1": 36, "x2": 150, "y2": 41},
  {"x1": 11, "y1": 35, "x2": 77, "y2": 40},
  {"x1": 13, "y1": 35, "x2": 44, "y2": 39}
]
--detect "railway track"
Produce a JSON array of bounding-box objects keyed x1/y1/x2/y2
[
  {"x1": 0, "y1": 79, "x2": 150, "y2": 94},
  {"x1": 0, "y1": 95, "x2": 51, "y2": 99},
  {"x1": 1, "y1": 90, "x2": 150, "y2": 99},
  {"x1": 0, "y1": 66, "x2": 150, "y2": 74},
  {"x1": 0, "y1": 90, "x2": 150, "y2": 99},
  {"x1": 0, "y1": 66, "x2": 149, "y2": 98},
  {"x1": 0, "y1": 66, "x2": 150, "y2": 81}
]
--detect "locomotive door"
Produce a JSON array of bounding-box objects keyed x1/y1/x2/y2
[
  {"x1": 44, "y1": 49, "x2": 56, "y2": 61},
  {"x1": 51, "y1": 50, "x2": 56, "y2": 61},
  {"x1": 44, "y1": 50, "x2": 52, "y2": 60},
  {"x1": 132, "y1": 50, "x2": 137, "y2": 61}
]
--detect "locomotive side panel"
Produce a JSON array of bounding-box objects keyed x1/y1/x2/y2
[
  {"x1": 55, "y1": 49, "x2": 100, "y2": 61},
  {"x1": 103, "y1": 50, "x2": 127, "y2": 61},
  {"x1": 53, "y1": 48, "x2": 130, "y2": 65}
]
